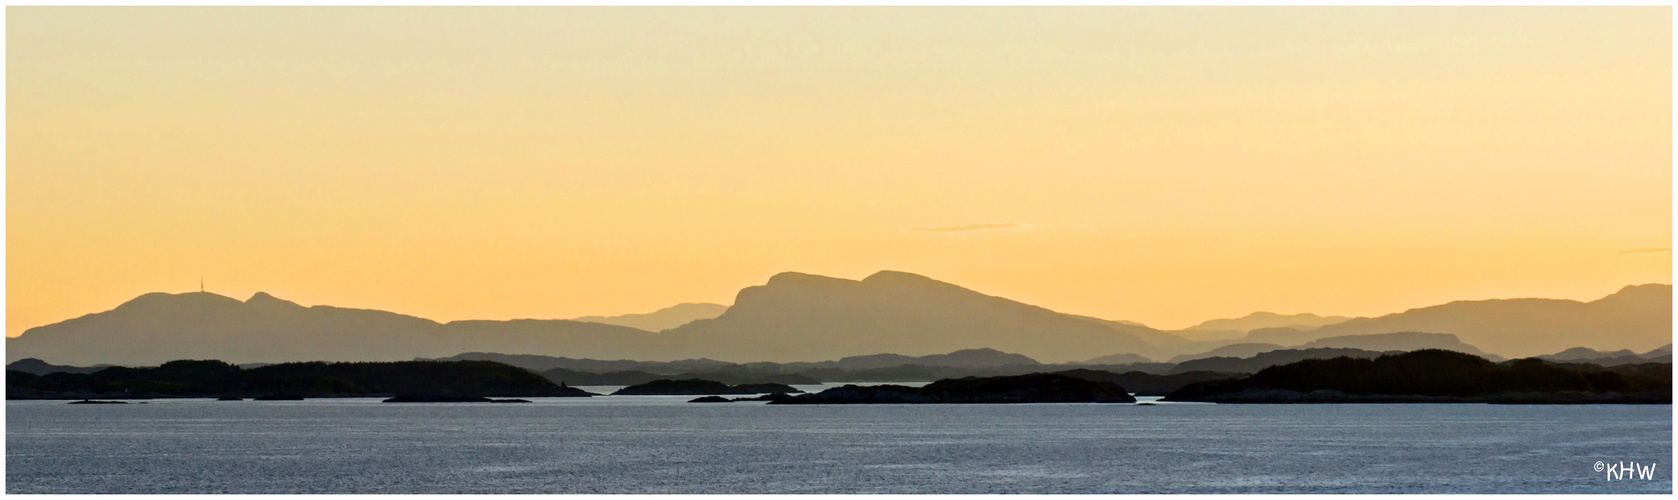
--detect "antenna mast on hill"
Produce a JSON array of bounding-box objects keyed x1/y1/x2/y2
[{"x1": 201, "y1": 279, "x2": 204, "y2": 293}]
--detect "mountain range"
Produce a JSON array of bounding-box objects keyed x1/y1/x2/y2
[
  {"x1": 1234, "y1": 284, "x2": 1671, "y2": 358},
  {"x1": 5, "y1": 270, "x2": 1670, "y2": 365},
  {"x1": 1178, "y1": 312, "x2": 1352, "y2": 341}
]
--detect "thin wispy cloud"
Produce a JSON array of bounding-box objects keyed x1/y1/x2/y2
[
  {"x1": 909, "y1": 222, "x2": 1040, "y2": 233},
  {"x1": 1619, "y1": 248, "x2": 1671, "y2": 254}
]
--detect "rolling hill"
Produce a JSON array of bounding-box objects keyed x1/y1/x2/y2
[
  {"x1": 1296, "y1": 284, "x2": 1671, "y2": 358},
  {"x1": 572, "y1": 303, "x2": 728, "y2": 332},
  {"x1": 6, "y1": 291, "x2": 668, "y2": 366}
]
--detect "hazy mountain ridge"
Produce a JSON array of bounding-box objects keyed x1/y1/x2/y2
[
  {"x1": 1300, "y1": 332, "x2": 1493, "y2": 358},
  {"x1": 430, "y1": 352, "x2": 736, "y2": 374},
  {"x1": 5, "y1": 358, "x2": 112, "y2": 376},
  {"x1": 1160, "y1": 332, "x2": 1496, "y2": 366},
  {"x1": 7, "y1": 273, "x2": 1670, "y2": 366},
  {"x1": 438, "y1": 348, "x2": 1042, "y2": 375},
  {"x1": 8, "y1": 292, "x2": 666, "y2": 366},
  {"x1": 1170, "y1": 348, "x2": 1395, "y2": 375},
  {"x1": 1536, "y1": 344, "x2": 1672, "y2": 366},
  {"x1": 1168, "y1": 343, "x2": 1286, "y2": 363},
  {"x1": 572, "y1": 303, "x2": 729, "y2": 332},
  {"x1": 1293, "y1": 284, "x2": 1672, "y2": 358},
  {"x1": 1186, "y1": 312, "x2": 1351, "y2": 332}
]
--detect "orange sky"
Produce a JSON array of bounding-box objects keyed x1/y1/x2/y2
[{"x1": 7, "y1": 7, "x2": 1672, "y2": 337}]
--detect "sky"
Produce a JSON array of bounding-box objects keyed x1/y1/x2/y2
[{"x1": 7, "y1": 7, "x2": 1672, "y2": 337}]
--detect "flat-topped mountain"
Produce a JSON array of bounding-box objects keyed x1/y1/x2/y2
[{"x1": 660, "y1": 271, "x2": 1172, "y2": 363}]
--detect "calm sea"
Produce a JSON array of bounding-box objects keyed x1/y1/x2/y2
[{"x1": 7, "y1": 387, "x2": 1671, "y2": 493}]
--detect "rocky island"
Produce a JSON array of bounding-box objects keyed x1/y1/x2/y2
[
  {"x1": 768, "y1": 373, "x2": 1136, "y2": 404},
  {"x1": 1163, "y1": 349, "x2": 1672, "y2": 404},
  {"x1": 252, "y1": 394, "x2": 305, "y2": 401},
  {"x1": 612, "y1": 379, "x2": 803, "y2": 396},
  {"x1": 382, "y1": 394, "x2": 543, "y2": 403},
  {"x1": 7, "y1": 359, "x2": 588, "y2": 400}
]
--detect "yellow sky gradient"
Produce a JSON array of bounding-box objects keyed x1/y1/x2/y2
[{"x1": 8, "y1": 7, "x2": 1672, "y2": 337}]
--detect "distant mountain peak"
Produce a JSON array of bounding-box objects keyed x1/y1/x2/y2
[
  {"x1": 677, "y1": 270, "x2": 1162, "y2": 362},
  {"x1": 1615, "y1": 283, "x2": 1671, "y2": 294},
  {"x1": 765, "y1": 271, "x2": 859, "y2": 289},
  {"x1": 572, "y1": 302, "x2": 729, "y2": 332},
  {"x1": 862, "y1": 270, "x2": 935, "y2": 283},
  {"x1": 1186, "y1": 311, "x2": 1350, "y2": 333},
  {"x1": 1595, "y1": 283, "x2": 1673, "y2": 307},
  {"x1": 116, "y1": 291, "x2": 241, "y2": 310},
  {"x1": 246, "y1": 291, "x2": 304, "y2": 309}
]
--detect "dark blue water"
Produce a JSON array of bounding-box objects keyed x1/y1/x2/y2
[{"x1": 7, "y1": 394, "x2": 1671, "y2": 493}]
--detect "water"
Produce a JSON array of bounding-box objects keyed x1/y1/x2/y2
[{"x1": 7, "y1": 395, "x2": 1671, "y2": 493}]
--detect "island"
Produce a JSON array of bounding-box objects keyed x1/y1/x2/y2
[
  {"x1": 1162, "y1": 349, "x2": 1672, "y2": 404},
  {"x1": 612, "y1": 379, "x2": 803, "y2": 396},
  {"x1": 7, "y1": 359, "x2": 589, "y2": 400},
  {"x1": 382, "y1": 394, "x2": 542, "y2": 403},
  {"x1": 253, "y1": 394, "x2": 305, "y2": 401},
  {"x1": 767, "y1": 373, "x2": 1136, "y2": 404}
]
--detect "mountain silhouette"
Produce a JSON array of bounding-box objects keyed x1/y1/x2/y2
[
  {"x1": 1537, "y1": 344, "x2": 1673, "y2": 366},
  {"x1": 429, "y1": 352, "x2": 735, "y2": 373},
  {"x1": 5, "y1": 358, "x2": 111, "y2": 376},
  {"x1": 1169, "y1": 347, "x2": 1392, "y2": 375},
  {"x1": 1164, "y1": 332, "x2": 1493, "y2": 365},
  {"x1": 1168, "y1": 343, "x2": 1287, "y2": 363},
  {"x1": 7, "y1": 274, "x2": 1669, "y2": 366},
  {"x1": 1185, "y1": 312, "x2": 1350, "y2": 333},
  {"x1": 1298, "y1": 332, "x2": 1493, "y2": 358},
  {"x1": 6, "y1": 291, "x2": 665, "y2": 366},
  {"x1": 1290, "y1": 284, "x2": 1672, "y2": 358},
  {"x1": 572, "y1": 303, "x2": 728, "y2": 332},
  {"x1": 7, "y1": 272, "x2": 1176, "y2": 365},
  {"x1": 1081, "y1": 353, "x2": 1155, "y2": 365},
  {"x1": 658, "y1": 271, "x2": 1170, "y2": 363}
]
